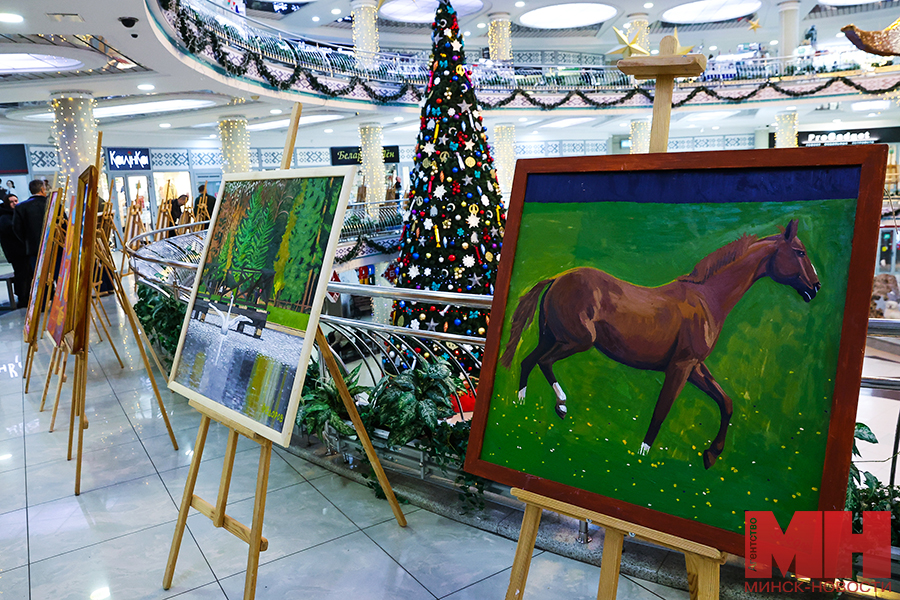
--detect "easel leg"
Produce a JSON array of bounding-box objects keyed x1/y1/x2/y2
[
  {"x1": 90, "y1": 310, "x2": 104, "y2": 343},
  {"x1": 685, "y1": 553, "x2": 720, "y2": 600},
  {"x1": 505, "y1": 503, "x2": 543, "y2": 600},
  {"x1": 215, "y1": 430, "x2": 239, "y2": 527},
  {"x1": 23, "y1": 343, "x2": 36, "y2": 393},
  {"x1": 66, "y1": 351, "x2": 77, "y2": 460},
  {"x1": 93, "y1": 299, "x2": 125, "y2": 368},
  {"x1": 596, "y1": 528, "x2": 625, "y2": 600},
  {"x1": 243, "y1": 440, "x2": 272, "y2": 600},
  {"x1": 74, "y1": 352, "x2": 87, "y2": 496},
  {"x1": 163, "y1": 415, "x2": 211, "y2": 590},
  {"x1": 39, "y1": 346, "x2": 60, "y2": 412},
  {"x1": 51, "y1": 350, "x2": 70, "y2": 433}
]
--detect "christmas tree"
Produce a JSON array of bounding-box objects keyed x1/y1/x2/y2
[{"x1": 391, "y1": 0, "x2": 506, "y2": 373}]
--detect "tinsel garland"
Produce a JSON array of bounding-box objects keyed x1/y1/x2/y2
[
  {"x1": 162, "y1": 0, "x2": 900, "y2": 109},
  {"x1": 335, "y1": 235, "x2": 400, "y2": 264}
]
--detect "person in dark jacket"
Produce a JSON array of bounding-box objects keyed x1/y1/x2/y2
[
  {"x1": 0, "y1": 194, "x2": 30, "y2": 308},
  {"x1": 12, "y1": 179, "x2": 48, "y2": 299}
]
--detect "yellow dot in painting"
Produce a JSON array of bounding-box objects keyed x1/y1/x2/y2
[
  {"x1": 661, "y1": 489, "x2": 664, "y2": 492},
  {"x1": 622, "y1": 440, "x2": 627, "y2": 445},
  {"x1": 692, "y1": 445, "x2": 696, "y2": 450},
  {"x1": 720, "y1": 477, "x2": 724, "y2": 481},
  {"x1": 747, "y1": 491, "x2": 751, "y2": 495},
  {"x1": 812, "y1": 487, "x2": 818, "y2": 491},
  {"x1": 633, "y1": 483, "x2": 636, "y2": 486},
  {"x1": 638, "y1": 459, "x2": 642, "y2": 463},
  {"x1": 587, "y1": 423, "x2": 592, "y2": 427},
  {"x1": 773, "y1": 499, "x2": 778, "y2": 503},
  {"x1": 673, "y1": 483, "x2": 677, "y2": 487},
  {"x1": 732, "y1": 511, "x2": 736, "y2": 514}
]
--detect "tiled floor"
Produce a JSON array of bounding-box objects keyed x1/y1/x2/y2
[{"x1": 0, "y1": 296, "x2": 693, "y2": 600}]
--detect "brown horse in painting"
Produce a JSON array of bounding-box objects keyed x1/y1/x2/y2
[{"x1": 499, "y1": 220, "x2": 820, "y2": 469}]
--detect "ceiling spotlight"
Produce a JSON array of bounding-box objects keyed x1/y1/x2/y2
[
  {"x1": 836, "y1": 31, "x2": 845, "y2": 37},
  {"x1": 0, "y1": 13, "x2": 24, "y2": 23},
  {"x1": 833, "y1": 118, "x2": 842, "y2": 123},
  {"x1": 532, "y1": 131, "x2": 539, "y2": 134},
  {"x1": 159, "y1": 123, "x2": 171, "y2": 128},
  {"x1": 712, "y1": 125, "x2": 720, "y2": 130},
  {"x1": 651, "y1": 49, "x2": 659, "y2": 55},
  {"x1": 868, "y1": 112, "x2": 878, "y2": 117},
  {"x1": 331, "y1": 8, "x2": 341, "y2": 14},
  {"x1": 619, "y1": 122, "x2": 627, "y2": 127},
  {"x1": 518, "y1": 117, "x2": 527, "y2": 122},
  {"x1": 770, "y1": 39, "x2": 779, "y2": 45},
  {"x1": 709, "y1": 45, "x2": 717, "y2": 51},
  {"x1": 208, "y1": 134, "x2": 216, "y2": 138},
  {"x1": 643, "y1": 1, "x2": 653, "y2": 6},
  {"x1": 477, "y1": 22, "x2": 486, "y2": 28},
  {"x1": 137, "y1": 83, "x2": 155, "y2": 91},
  {"x1": 270, "y1": 109, "x2": 283, "y2": 114},
  {"x1": 515, "y1": 1, "x2": 525, "y2": 6},
  {"x1": 464, "y1": 30, "x2": 471, "y2": 35},
  {"x1": 324, "y1": 128, "x2": 333, "y2": 133},
  {"x1": 393, "y1": 116, "x2": 404, "y2": 121},
  {"x1": 623, "y1": 22, "x2": 631, "y2": 28},
  {"x1": 785, "y1": 105, "x2": 797, "y2": 110},
  {"x1": 312, "y1": 16, "x2": 320, "y2": 21}
]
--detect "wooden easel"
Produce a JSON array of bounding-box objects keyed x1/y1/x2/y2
[
  {"x1": 503, "y1": 36, "x2": 723, "y2": 600},
  {"x1": 195, "y1": 180, "x2": 211, "y2": 223},
  {"x1": 163, "y1": 102, "x2": 405, "y2": 600}
]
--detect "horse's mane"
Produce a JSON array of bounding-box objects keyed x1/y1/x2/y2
[{"x1": 677, "y1": 234, "x2": 758, "y2": 284}]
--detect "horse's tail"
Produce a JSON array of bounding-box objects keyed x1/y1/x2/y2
[{"x1": 499, "y1": 278, "x2": 554, "y2": 369}]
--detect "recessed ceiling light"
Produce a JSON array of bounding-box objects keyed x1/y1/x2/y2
[
  {"x1": 159, "y1": 123, "x2": 171, "y2": 128},
  {"x1": 619, "y1": 122, "x2": 627, "y2": 127},
  {"x1": 651, "y1": 49, "x2": 659, "y2": 55},
  {"x1": 519, "y1": 3, "x2": 616, "y2": 28},
  {"x1": 20, "y1": 98, "x2": 221, "y2": 122},
  {"x1": 820, "y1": 0, "x2": 880, "y2": 5},
  {"x1": 138, "y1": 84, "x2": 155, "y2": 91},
  {"x1": 712, "y1": 125, "x2": 720, "y2": 130},
  {"x1": 331, "y1": 8, "x2": 341, "y2": 14},
  {"x1": 532, "y1": 131, "x2": 539, "y2": 134},
  {"x1": 477, "y1": 22, "x2": 486, "y2": 28},
  {"x1": 769, "y1": 39, "x2": 779, "y2": 45},
  {"x1": 709, "y1": 45, "x2": 717, "y2": 51},
  {"x1": 836, "y1": 32, "x2": 845, "y2": 38},
  {"x1": 623, "y1": 22, "x2": 631, "y2": 28},
  {"x1": 270, "y1": 109, "x2": 283, "y2": 114},
  {"x1": 393, "y1": 116, "x2": 404, "y2": 121},
  {"x1": 785, "y1": 105, "x2": 797, "y2": 110},
  {"x1": 246, "y1": 114, "x2": 344, "y2": 131},
  {"x1": 518, "y1": 117, "x2": 527, "y2": 122},
  {"x1": 852, "y1": 99, "x2": 890, "y2": 112},
  {"x1": 687, "y1": 124, "x2": 697, "y2": 128},
  {"x1": 208, "y1": 134, "x2": 216, "y2": 138},
  {"x1": 381, "y1": 0, "x2": 483, "y2": 23},
  {"x1": 464, "y1": 31, "x2": 471, "y2": 36},
  {"x1": 868, "y1": 112, "x2": 878, "y2": 117},
  {"x1": 684, "y1": 110, "x2": 739, "y2": 122},
  {"x1": 541, "y1": 117, "x2": 595, "y2": 129},
  {"x1": 0, "y1": 13, "x2": 24, "y2": 23},
  {"x1": 643, "y1": 1, "x2": 653, "y2": 6},
  {"x1": 515, "y1": 1, "x2": 525, "y2": 6},
  {"x1": 312, "y1": 16, "x2": 320, "y2": 21},
  {"x1": 0, "y1": 53, "x2": 83, "y2": 74},
  {"x1": 324, "y1": 128, "x2": 333, "y2": 133},
  {"x1": 833, "y1": 118, "x2": 842, "y2": 123},
  {"x1": 662, "y1": 0, "x2": 759, "y2": 24}
]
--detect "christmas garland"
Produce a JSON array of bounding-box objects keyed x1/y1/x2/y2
[
  {"x1": 335, "y1": 235, "x2": 400, "y2": 264},
  {"x1": 162, "y1": 0, "x2": 900, "y2": 109}
]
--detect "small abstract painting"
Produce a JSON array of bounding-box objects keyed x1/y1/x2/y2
[
  {"x1": 169, "y1": 167, "x2": 353, "y2": 446},
  {"x1": 465, "y1": 148, "x2": 887, "y2": 555}
]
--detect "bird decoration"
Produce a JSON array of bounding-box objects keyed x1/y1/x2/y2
[
  {"x1": 842, "y1": 17, "x2": 900, "y2": 57},
  {"x1": 608, "y1": 26, "x2": 650, "y2": 59}
]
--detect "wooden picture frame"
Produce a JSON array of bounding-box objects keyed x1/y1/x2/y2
[
  {"x1": 69, "y1": 166, "x2": 100, "y2": 353},
  {"x1": 464, "y1": 146, "x2": 887, "y2": 556},
  {"x1": 23, "y1": 187, "x2": 64, "y2": 345},
  {"x1": 168, "y1": 166, "x2": 354, "y2": 447}
]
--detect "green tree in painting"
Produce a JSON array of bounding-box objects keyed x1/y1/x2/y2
[
  {"x1": 275, "y1": 177, "x2": 331, "y2": 307},
  {"x1": 233, "y1": 188, "x2": 274, "y2": 272},
  {"x1": 273, "y1": 179, "x2": 308, "y2": 300}
]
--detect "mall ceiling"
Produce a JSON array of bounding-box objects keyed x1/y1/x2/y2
[{"x1": 0, "y1": 0, "x2": 898, "y2": 149}]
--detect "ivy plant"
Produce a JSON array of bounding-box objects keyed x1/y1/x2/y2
[
  {"x1": 133, "y1": 284, "x2": 187, "y2": 364},
  {"x1": 296, "y1": 361, "x2": 368, "y2": 442},
  {"x1": 846, "y1": 422, "x2": 900, "y2": 546}
]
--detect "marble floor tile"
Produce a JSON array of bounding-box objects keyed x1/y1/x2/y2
[
  {"x1": 275, "y1": 446, "x2": 333, "y2": 481},
  {"x1": 29, "y1": 521, "x2": 216, "y2": 600},
  {"x1": 125, "y1": 400, "x2": 203, "y2": 440},
  {"x1": 364, "y1": 508, "x2": 520, "y2": 598},
  {"x1": 26, "y1": 441, "x2": 156, "y2": 506},
  {"x1": 168, "y1": 583, "x2": 229, "y2": 599},
  {"x1": 0, "y1": 466, "x2": 26, "y2": 516},
  {"x1": 0, "y1": 565, "x2": 30, "y2": 599},
  {"x1": 219, "y1": 531, "x2": 433, "y2": 600},
  {"x1": 0, "y1": 436, "x2": 24, "y2": 473},
  {"x1": 0, "y1": 509, "x2": 28, "y2": 571},
  {"x1": 311, "y1": 471, "x2": 420, "y2": 529},
  {"x1": 189, "y1": 482, "x2": 357, "y2": 579},
  {"x1": 28, "y1": 475, "x2": 178, "y2": 562},
  {"x1": 23, "y1": 411, "x2": 139, "y2": 466},
  {"x1": 159, "y1": 448, "x2": 305, "y2": 512},
  {"x1": 625, "y1": 575, "x2": 691, "y2": 600},
  {"x1": 142, "y1": 422, "x2": 256, "y2": 474}
]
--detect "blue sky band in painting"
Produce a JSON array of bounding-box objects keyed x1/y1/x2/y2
[{"x1": 523, "y1": 166, "x2": 862, "y2": 205}]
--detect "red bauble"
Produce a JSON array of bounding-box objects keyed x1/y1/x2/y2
[{"x1": 449, "y1": 255, "x2": 456, "y2": 261}]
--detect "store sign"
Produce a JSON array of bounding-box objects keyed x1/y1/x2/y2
[
  {"x1": 107, "y1": 147, "x2": 151, "y2": 171},
  {"x1": 768, "y1": 126, "x2": 900, "y2": 148},
  {"x1": 330, "y1": 145, "x2": 400, "y2": 165}
]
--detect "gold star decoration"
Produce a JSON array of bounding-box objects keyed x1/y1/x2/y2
[
  {"x1": 608, "y1": 26, "x2": 649, "y2": 59},
  {"x1": 672, "y1": 27, "x2": 694, "y2": 55},
  {"x1": 748, "y1": 18, "x2": 761, "y2": 32}
]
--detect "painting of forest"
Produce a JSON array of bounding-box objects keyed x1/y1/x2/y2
[{"x1": 169, "y1": 169, "x2": 352, "y2": 445}]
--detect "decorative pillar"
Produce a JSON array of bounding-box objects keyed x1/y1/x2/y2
[
  {"x1": 630, "y1": 120, "x2": 650, "y2": 154},
  {"x1": 775, "y1": 111, "x2": 798, "y2": 148},
  {"x1": 624, "y1": 13, "x2": 650, "y2": 55},
  {"x1": 351, "y1": 0, "x2": 380, "y2": 70},
  {"x1": 488, "y1": 13, "x2": 512, "y2": 61},
  {"x1": 778, "y1": 0, "x2": 800, "y2": 58},
  {"x1": 492, "y1": 123, "x2": 516, "y2": 206},
  {"x1": 218, "y1": 116, "x2": 251, "y2": 173},
  {"x1": 359, "y1": 122, "x2": 385, "y2": 211},
  {"x1": 51, "y1": 92, "x2": 98, "y2": 181}
]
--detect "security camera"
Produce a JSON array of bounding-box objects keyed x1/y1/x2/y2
[
  {"x1": 131, "y1": 33, "x2": 138, "y2": 38},
  {"x1": 119, "y1": 16, "x2": 139, "y2": 28}
]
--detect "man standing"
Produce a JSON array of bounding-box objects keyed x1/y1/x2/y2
[
  {"x1": 0, "y1": 194, "x2": 29, "y2": 308},
  {"x1": 12, "y1": 179, "x2": 48, "y2": 298}
]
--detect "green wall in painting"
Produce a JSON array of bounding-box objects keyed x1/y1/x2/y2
[{"x1": 482, "y1": 198, "x2": 857, "y2": 535}]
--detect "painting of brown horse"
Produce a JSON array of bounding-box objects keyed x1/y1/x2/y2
[{"x1": 499, "y1": 219, "x2": 821, "y2": 469}]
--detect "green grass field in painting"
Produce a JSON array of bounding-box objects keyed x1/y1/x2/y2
[
  {"x1": 267, "y1": 307, "x2": 310, "y2": 332},
  {"x1": 481, "y1": 198, "x2": 858, "y2": 535}
]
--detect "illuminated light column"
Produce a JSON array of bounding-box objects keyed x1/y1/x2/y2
[
  {"x1": 351, "y1": 0, "x2": 380, "y2": 70},
  {"x1": 218, "y1": 116, "x2": 251, "y2": 174},
  {"x1": 778, "y1": 0, "x2": 800, "y2": 57},
  {"x1": 775, "y1": 110, "x2": 798, "y2": 148},
  {"x1": 492, "y1": 123, "x2": 516, "y2": 206},
  {"x1": 52, "y1": 92, "x2": 98, "y2": 181},
  {"x1": 488, "y1": 13, "x2": 512, "y2": 61},
  {"x1": 359, "y1": 122, "x2": 385, "y2": 213},
  {"x1": 630, "y1": 120, "x2": 650, "y2": 154},
  {"x1": 625, "y1": 13, "x2": 650, "y2": 55}
]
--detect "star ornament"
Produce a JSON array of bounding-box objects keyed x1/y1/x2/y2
[
  {"x1": 747, "y1": 18, "x2": 761, "y2": 32},
  {"x1": 608, "y1": 27, "x2": 649, "y2": 59},
  {"x1": 672, "y1": 27, "x2": 694, "y2": 55}
]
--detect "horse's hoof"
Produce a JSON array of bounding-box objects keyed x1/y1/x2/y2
[
  {"x1": 517, "y1": 388, "x2": 527, "y2": 403},
  {"x1": 703, "y1": 450, "x2": 718, "y2": 469},
  {"x1": 639, "y1": 443, "x2": 650, "y2": 455},
  {"x1": 555, "y1": 404, "x2": 567, "y2": 419}
]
